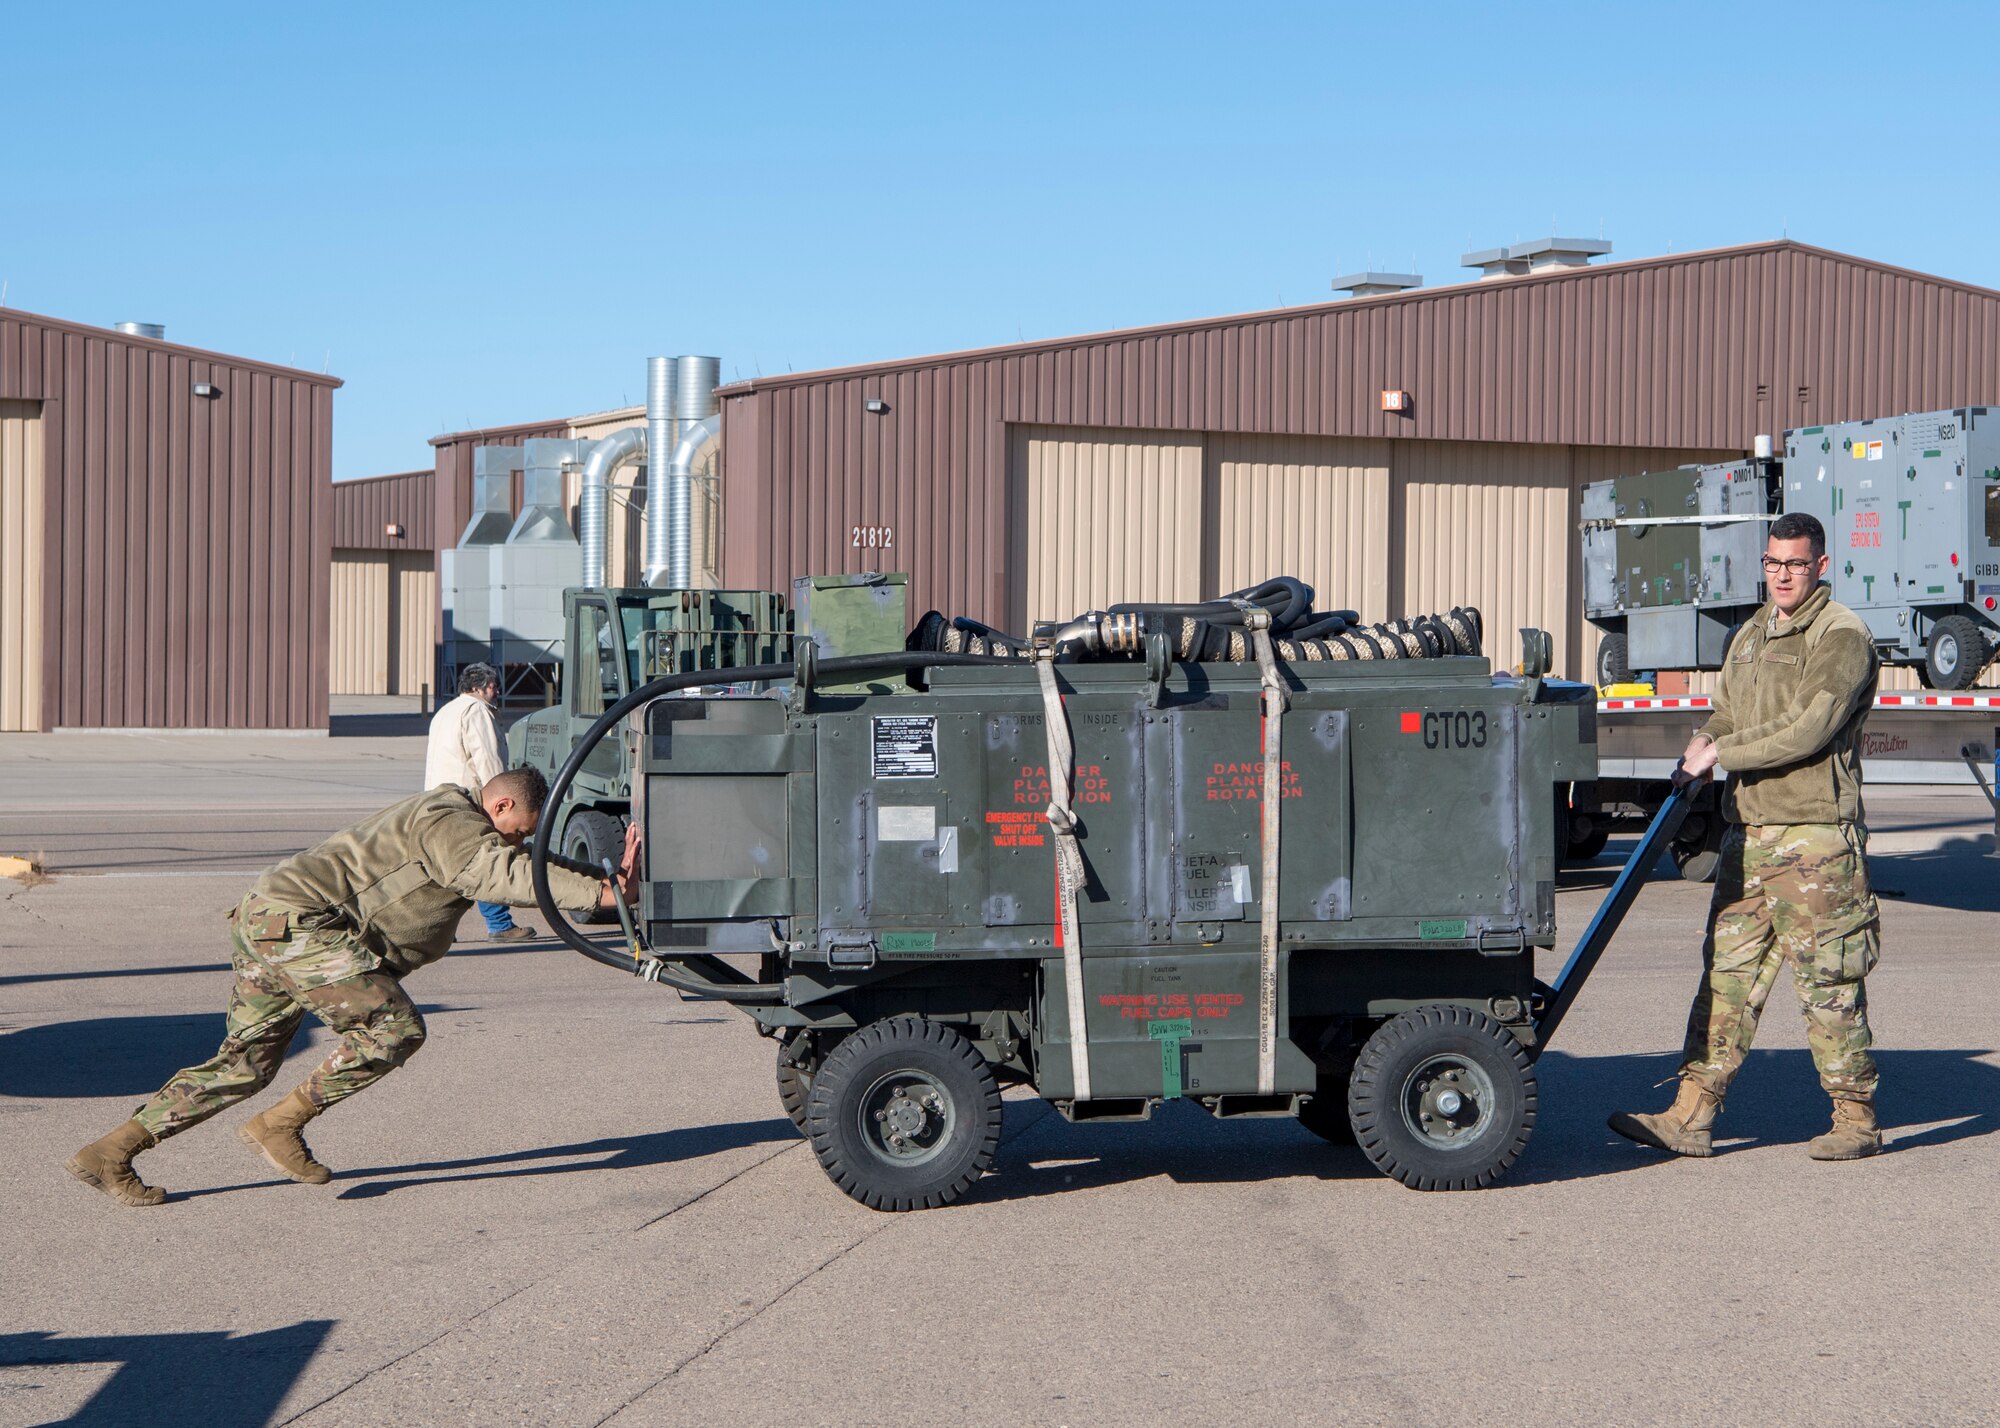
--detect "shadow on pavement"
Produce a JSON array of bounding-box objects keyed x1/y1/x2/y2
[
  {"x1": 1868, "y1": 836, "x2": 2000, "y2": 912},
  {"x1": 0, "y1": 1321, "x2": 334, "y2": 1427},
  {"x1": 329, "y1": 710, "x2": 430, "y2": 737},
  {"x1": 0, "y1": 961, "x2": 232, "y2": 988},
  {"x1": 330, "y1": 1117, "x2": 796, "y2": 1198},
  {"x1": 0, "y1": 1005, "x2": 469, "y2": 1098},
  {"x1": 963, "y1": 1046, "x2": 2000, "y2": 1203}
]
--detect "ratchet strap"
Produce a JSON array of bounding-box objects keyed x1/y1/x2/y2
[
  {"x1": 1034, "y1": 649, "x2": 1094, "y2": 1103},
  {"x1": 1234, "y1": 601, "x2": 1289, "y2": 1096}
]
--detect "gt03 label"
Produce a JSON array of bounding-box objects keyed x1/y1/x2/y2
[{"x1": 1423, "y1": 710, "x2": 1488, "y2": 750}]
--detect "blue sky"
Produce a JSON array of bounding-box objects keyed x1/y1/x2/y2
[{"x1": 6, "y1": 2, "x2": 1999, "y2": 480}]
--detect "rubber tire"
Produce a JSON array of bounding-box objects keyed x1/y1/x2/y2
[
  {"x1": 805, "y1": 1018, "x2": 1002, "y2": 1212},
  {"x1": 1349, "y1": 1006, "x2": 1537, "y2": 1191},
  {"x1": 564, "y1": 809, "x2": 626, "y2": 924},
  {"x1": 1596, "y1": 633, "x2": 1635, "y2": 689},
  {"x1": 1567, "y1": 821, "x2": 1611, "y2": 862},
  {"x1": 777, "y1": 1039, "x2": 813, "y2": 1135},
  {"x1": 1669, "y1": 814, "x2": 1724, "y2": 884},
  {"x1": 1923, "y1": 616, "x2": 1988, "y2": 691},
  {"x1": 1298, "y1": 1071, "x2": 1356, "y2": 1145}
]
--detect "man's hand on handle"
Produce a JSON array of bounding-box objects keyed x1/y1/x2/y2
[{"x1": 1673, "y1": 734, "x2": 1719, "y2": 789}]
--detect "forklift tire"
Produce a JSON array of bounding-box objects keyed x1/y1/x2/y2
[
  {"x1": 563, "y1": 810, "x2": 627, "y2": 924},
  {"x1": 805, "y1": 1018, "x2": 1002, "y2": 1212},
  {"x1": 1297, "y1": 1072, "x2": 1356, "y2": 1145},
  {"x1": 1348, "y1": 1006, "x2": 1536, "y2": 1191},
  {"x1": 1596, "y1": 634, "x2": 1634, "y2": 690},
  {"x1": 1922, "y1": 616, "x2": 1989, "y2": 691}
]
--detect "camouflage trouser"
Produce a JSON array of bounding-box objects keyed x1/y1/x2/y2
[
  {"x1": 133, "y1": 899, "x2": 427, "y2": 1140},
  {"x1": 1679, "y1": 822, "x2": 1880, "y2": 1103}
]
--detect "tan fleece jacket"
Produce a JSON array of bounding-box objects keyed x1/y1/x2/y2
[
  {"x1": 253, "y1": 786, "x2": 603, "y2": 975},
  {"x1": 1696, "y1": 585, "x2": 1879, "y2": 826}
]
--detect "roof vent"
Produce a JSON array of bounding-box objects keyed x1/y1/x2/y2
[
  {"x1": 1461, "y1": 237, "x2": 1612, "y2": 279},
  {"x1": 114, "y1": 321, "x2": 165, "y2": 340},
  {"x1": 1331, "y1": 271, "x2": 1423, "y2": 298}
]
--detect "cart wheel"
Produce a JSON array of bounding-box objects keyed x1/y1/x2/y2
[
  {"x1": 1298, "y1": 1070, "x2": 1355, "y2": 1145},
  {"x1": 806, "y1": 1018, "x2": 1002, "y2": 1211},
  {"x1": 775, "y1": 1032, "x2": 820, "y2": 1135},
  {"x1": 1596, "y1": 634, "x2": 1634, "y2": 689},
  {"x1": 1348, "y1": 1006, "x2": 1536, "y2": 1191},
  {"x1": 564, "y1": 810, "x2": 626, "y2": 924},
  {"x1": 1923, "y1": 616, "x2": 1989, "y2": 692}
]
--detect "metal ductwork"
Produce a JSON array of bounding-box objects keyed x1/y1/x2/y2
[
  {"x1": 649, "y1": 355, "x2": 720, "y2": 588},
  {"x1": 508, "y1": 438, "x2": 584, "y2": 544},
  {"x1": 644, "y1": 358, "x2": 679, "y2": 588},
  {"x1": 578, "y1": 425, "x2": 646, "y2": 588}
]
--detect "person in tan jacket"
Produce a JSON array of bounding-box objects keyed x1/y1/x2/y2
[
  {"x1": 426, "y1": 662, "x2": 536, "y2": 942},
  {"x1": 1611, "y1": 512, "x2": 1886, "y2": 1162},
  {"x1": 66, "y1": 767, "x2": 635, "y2": 1206}
]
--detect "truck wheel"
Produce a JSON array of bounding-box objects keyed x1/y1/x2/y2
[
  {"x1": 1567, "y1": 817, "x2": 1611, "y2": 863},
  {"x1": 1923, "y1": 616, "x2": 1988, "y2": 691},
  {"x1": 1298, "y1": 1070, "x2": 1355, "y2": 1145},
  {"x1": 806, "y1": 1018, "x2": 1002, "y2": 1211},
  {"x1": 564, "y1": 810, "x2": 627, "y2": 924},
  {"x1": 1348, "y1": 1006, "x2": 1536, "y2": 1191},
  {"x1": 776, "y1": 1030, "x2": 834, "y2": 1135},
  {"x1": 1596, "y1": 634, "x2": 1634, "y2": 689},
  {"x1": 1668, "y1": 814, "x2": 1723, "y2": 883}
]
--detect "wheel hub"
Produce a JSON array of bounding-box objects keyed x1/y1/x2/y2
[
  {"x1": 1402, "y1": 1057, "x2": 1495, "y2": 1150},
  {"x1": 857, "y1": 1071, "x2": 954, "y2": 1167}
]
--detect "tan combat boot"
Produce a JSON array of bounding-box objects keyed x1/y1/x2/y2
[
  {"x1": 238, "y1": 1088, "x2": 333, "y2": 1184},
  {"x1": 66, "y1": 1119, "x2": 167, "y2": 1206},
  {"x1": 1607, "y1": 1079, "x2": 1722, "y2": 1157},
  {"x1": 1808, "y1": 1098, "x2": 1881, "y2": 1160}
]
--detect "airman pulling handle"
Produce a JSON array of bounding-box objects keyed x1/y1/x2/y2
[{"x1": 1534, "y1": 782, "x2": 1697, "y2": 1049}]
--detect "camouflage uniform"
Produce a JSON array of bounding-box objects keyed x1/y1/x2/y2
[
  {"x1": 129, "y1": 786, "x2": 603, "y2": 1142},
  {"x1": 1676, "y1": 585, "x2": 1883, "y2": 1106},
  {"x1": 1679, "y1": 822, "x2": 1880, "y2": 1102},
  {"x1": 133, "y1": 897, "x2": 427, "y2": 1139}
]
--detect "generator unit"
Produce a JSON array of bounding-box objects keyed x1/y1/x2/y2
[
  {"x1": 1582, "y1": 406, "x2": 2000, "y2": 689},
  {"x1": 533, "y1": 577, "x2": 1669, "y2": 1212}
]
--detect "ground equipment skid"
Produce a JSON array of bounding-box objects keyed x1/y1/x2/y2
[{"x1": 597, "y1": 621, "x2": 1602, "y2": 1210}]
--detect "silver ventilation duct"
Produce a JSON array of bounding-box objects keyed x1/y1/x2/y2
[
  {"x1": 658, "y1": 355, "x2": 720, "y2": 588},
  {"x1": 507, "y1": 438, "x2": 584, "y2": 544},
  {"x1": 578, "y1": 425, "x2": 645, "y2": 587},
  {"x1": 643, "y1": 357, "x2": 679, "y2": 588}
]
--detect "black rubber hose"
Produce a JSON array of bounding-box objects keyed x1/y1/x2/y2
[{"x1": 531, "y1": 650, "x2": 1016, "y2": 998}]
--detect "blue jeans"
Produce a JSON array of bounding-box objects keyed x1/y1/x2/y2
[{"x1": 478, "y1": 901, "x2": 515, "y2": 935}]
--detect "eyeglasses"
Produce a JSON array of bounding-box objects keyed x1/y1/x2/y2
[{"x1": 1760, "y1": 556, "x2": 1817, "y2": 575}]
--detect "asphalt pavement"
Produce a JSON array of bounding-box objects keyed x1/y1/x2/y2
[{"x1": 2, "y1": 731, "x2": 1995, "y2": 1427}]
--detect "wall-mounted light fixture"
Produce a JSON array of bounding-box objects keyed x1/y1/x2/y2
[
  {"x1": 384, "y1": 523, "x2": 405, "y2": 538},
  {"x1": 193, "y1": 381, "x2": 221, "y2": 399},
  {"x1": 864, "y1": 397, "x2": 890, "y2": 415}
]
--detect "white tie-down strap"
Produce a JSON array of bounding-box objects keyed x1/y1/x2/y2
[
  {"x1": 1234, "y1": 603, "x2": 1290, "y2": 1096},
  {"x1": 1033, "y1": 650, "x2": 1093, "y2": 1104}
]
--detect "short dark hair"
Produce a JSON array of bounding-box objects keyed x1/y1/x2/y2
[
  {"x1": 1769, "y1": 511, "x2": 1826, "y2": 558},
  {"x1": 483, "y1": 766, "x2": 549, "y2": 816},
  {"x1": 458, "y1": 663, "x2": 499, "y2": 696}
]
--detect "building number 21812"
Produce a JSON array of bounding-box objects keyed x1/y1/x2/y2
[{"x1": 851, "y1": 525, "x2": 894, "y2": 549}]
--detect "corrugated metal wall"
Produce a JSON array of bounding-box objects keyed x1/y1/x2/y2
[
  {"x1": 1010, "y1": 424, "x2": 1203, "y2": 624},
  {"x1": 1208, "y1": 432, "x2": 1393, "y2": 619},
  {"x1": 333, "y1": 469, "x2": 434, "y2": 549},
  {"x1": 720, "y1": 241, "x2": 2000, "y2": 630},
  {"x1": 1, "y1": 400, "x2": 45, "y2": 730},
  {"x1": 0, "y1": 311, "x2": 340, "y2": 729}
]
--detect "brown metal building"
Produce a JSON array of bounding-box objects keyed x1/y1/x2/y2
[
  {"x1": 0, "y1": 310, "x2": 340, "y2": 731},
  {"x1": 715, "y1": 240, "x2": 2000, "y2": 684},
  {"x1": 330, "y1": 470, "x2": 436, "y2": 698}
]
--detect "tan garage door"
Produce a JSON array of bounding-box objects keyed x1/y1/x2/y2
[
  {"x1": 1, "y1": 401, "x2": 45, "y2": 731},
  {"x1": 1010, "y1": 424, "x2": 1204, "y2": 629},
  {"x1": 389, "y1": 552, "x2": 438, "y2": 697},
  {"x1": 1207, "y1": 432, "x2": 1392, "y2": 619},
  {"x1": 330, "y1": 550, "x2": 392, "y2": 695}
]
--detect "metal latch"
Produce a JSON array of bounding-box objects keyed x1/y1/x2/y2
[{"x1": 1477, "y1": 926, "x2": 1527, "y2": 957}]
